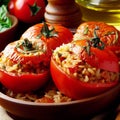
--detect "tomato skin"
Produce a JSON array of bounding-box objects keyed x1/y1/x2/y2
[
  {"x1": 6, "y1": 23, "x2": 73, "y2": 65},
  {"x1": 107, "y1": 45, "x2": 120, "y2": 61},
  {"x1": 0, "y1": 69, "x2": 49, "y2": 92},
  {"x1": 0, "y1": 39, "x2": 50, "y2": 92},
  {"x1": 8, "y1": 0, "x2": 45, "y2": 23},
  {"x1": 20, "y1": 23, "x2": 73, "y2": 63},
  {"x1": 35, "y1": 97, "x2": 54, "y2": 103},
  {"x1": 8, "y1": 0, "x2": 15, "y2": 14},
  {"x1": 20, "y1": 23, "x2": 73, "y2": 49},
  {"x1": 50, "y1": 57, "x2": 119, "y2": 100},
  {"x1": 73, "y1": 21, "x2": 120, "y2": 71},
  {"x1": 81, "y1": 47, "x2": 119, "y2": 72},
  {"x1": 74, "y1": 21, "x2": 120, "y2": 46},
  {"x1": 73, "y1": 40, "x2": 119, "y2": 72},
  {"x1": 50, "y1": 40, "x2": 119, "y2": 100},
  {"x1": 107, "y1": 46, "x2": 120, "y2": 73},
  {"x1": 2, "y1": 39, "x2": 49, "y2": 65},
  {"x1": 0, "y1": 23, "x2": 73, "y2": 93}
]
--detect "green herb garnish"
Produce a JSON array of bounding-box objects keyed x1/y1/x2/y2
[
  {"x1": 0, "y1": 5, "x2": 12, "y2": 32},
  {"x1": 36, "y1": 22, "x2": 58, "y2": 38},
  {"x1": 84, "y1": 27, "x2": 105, "y2": 55}
]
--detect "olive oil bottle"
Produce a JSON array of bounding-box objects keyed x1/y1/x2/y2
[{"x1": 76, "y1": 0, "x2": 120, "y2": 30}]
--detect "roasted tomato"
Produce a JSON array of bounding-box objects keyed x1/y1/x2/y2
[
  {"x1": 20, "y1": 22, "x2": 73, "y2": 61},
  {"x1": 50, "y1": 37, "x2": 119, "y2": 100},
  {"x1": 0, "y1": 69, "x2": 49, "y2": 92},
  {"x1": 20, "y1": 22, "x2": 73, "y2": 49},
  {"x1": 6, "y1": 23, "x2": 73, "y2": 65},
  {"x1": 0, "y1": 39, "x2": 50, "y2": 92},
  {"x1": 74, "y1": 21, "x2": 120, "y2": 46},
  {"x1": 73, "y1": 21, "x2": 120, "y2": 70},
  {"x1": 8, "y1": 0, "x2": 45, "y2": 24},
  {"x1": 0, "y1": 23, "x2": 73, "y2": 92},
  {"x1": 3, "y1": 38, "x2": 49, "y2": 65}
]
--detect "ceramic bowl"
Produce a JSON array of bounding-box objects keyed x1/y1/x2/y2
[
  {"x1": 0, "y1": 14, "x2": 18, "y2": 51},
  {"x1": 0, "y1": 82, "x2": 120, "y2": 120}
]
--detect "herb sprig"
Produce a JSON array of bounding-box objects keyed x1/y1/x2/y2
[
  {"x1": 0, "y1": 5, "x2": 12, "y2": 32},
  {"x1": 84, "y1": 27, "x2": 105, "y2": 55}
]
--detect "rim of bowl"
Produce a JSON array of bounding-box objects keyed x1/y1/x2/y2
[
  {"x1": 0, "y1": 82, "x2": 120, "y2": 106},
  {"x1": 0, "y1": 14, "x2": 18, "y2": 34}
]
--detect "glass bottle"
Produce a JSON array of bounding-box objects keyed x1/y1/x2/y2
[{"x1": 76, "y1": 0, "x2": 120, "y2": 30}]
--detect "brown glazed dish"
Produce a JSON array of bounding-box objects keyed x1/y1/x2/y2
[
  {"x1": 0, "y1": 14, "x2": 18, "y2": 51},
  {"x1": 0, "y1": 82, "x2": 120, "y2": 120}
]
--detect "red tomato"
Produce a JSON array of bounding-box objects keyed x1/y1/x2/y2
[
  {"x1": 3, "y1": 38, "x2": 49, "y2": 65},
  {"x1": 20, "y1": 22, "x2": 73, "y2": 49},
  {"x1": 35, "y1": 97, "x2": 54, "y2": 103},
  {"x1": 8, "y1": 0, "x2": 45, "y2": 23},
  {"x1": 72, "y1": 40, "x2": 119, "y2": 72},
  {"x1": 4, "y1": 23, "x2": 73, "y2": 65},
  {"x1": 74, "y1": 21, "x2": 120, "y2": 46},
  {"x1": 74, "y1": 21, "x2": 120, "y2": 71},
  {"x1": 107, "y1": 45, "x2": 120, "y2": 76},
  {"x1": 0, "y1": 68, "x2": 49, "y2": 92},
  {"x1": 50, "y1": 40, "x2": 119, "y2": 100},
  {"x1": 0, "y1": 39, "x2": 50, "y2": 92},
  {"x1": 20, "y1": 22, "x2": 73, "y2": 62},
  {"x1": 0, "y1": 23, "x2": 73, "y2": 92}
]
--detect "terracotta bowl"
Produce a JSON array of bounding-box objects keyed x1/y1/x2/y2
[
  {"x1": 0, "y1": 82, "x2": 120, "y2": 120},
  {"x1": 0, "y1": 14, "x2": 18, "y2": 51}
]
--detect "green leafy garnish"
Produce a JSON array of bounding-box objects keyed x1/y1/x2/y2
[
  {"x1": 84, "y1": 27, "x2": 105, "y2": 55},
  {"x1": 16, "y1": 38, "x2": 42, "y2": 54},
  {"x1": 0, "y1": 5, "x2": 12, "y2": 32},
  {"x1": 16, "y1": 38, "x2": 34, "y2": 51},
  {"x1": 37, "y1": 22, "x2": 58, "y2": 38},
  {"x1": 90, "y1": 27, "x2": 105, "y2": 50}
]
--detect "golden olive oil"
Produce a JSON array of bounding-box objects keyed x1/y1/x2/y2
[{"x1": 76, "y1": 0, "x2": 120, "y2": 30}]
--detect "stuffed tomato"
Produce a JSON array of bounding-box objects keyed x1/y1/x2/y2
[
  {"x1": 73, "y1": 21, "x2": 120, "y2": 69},
  {"x1": 73, "y1": 21, "x2": 120, "y2": 46},
  {"x1": 0, "y1": 38, "x2": 50, "y2": 92},
  {"x1": 50, "y1": 38, "x2": 119, "y2": 100},
  {"x1": 0, "y1": 23, "x2": 73, "y2": 93},
  {"x1": 20, "y1": 22, "x2": 73, "y2": 54}
]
